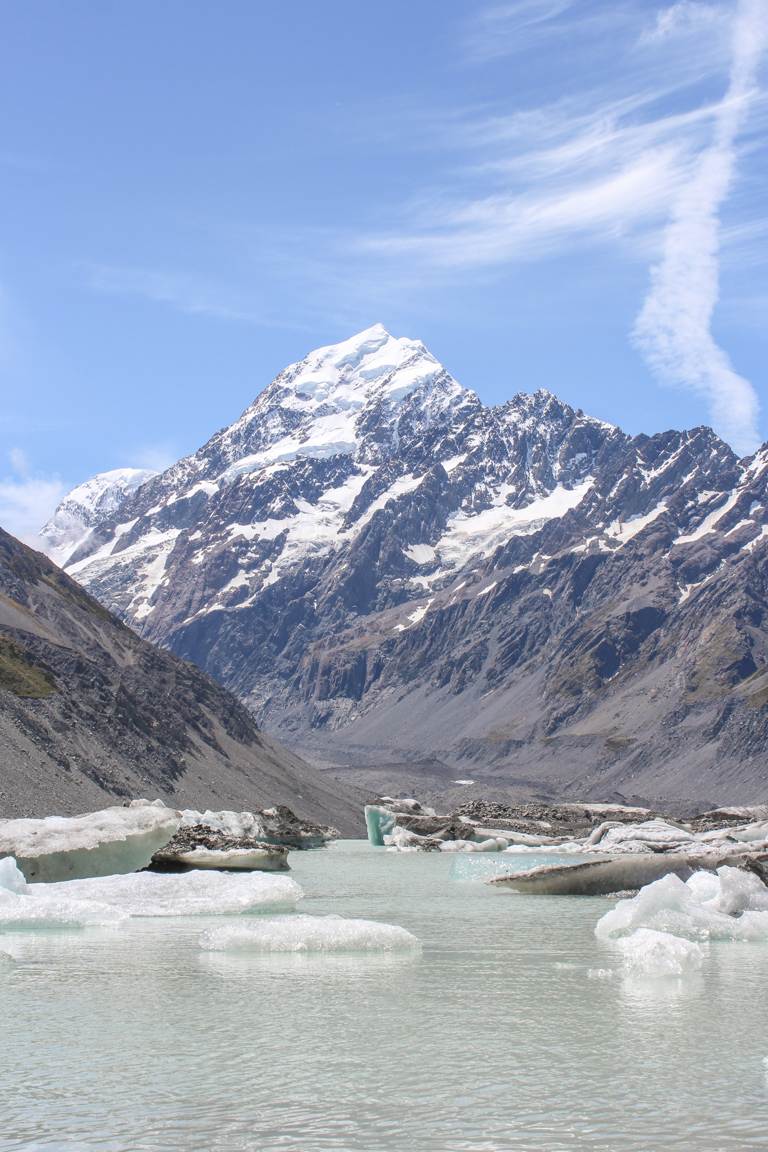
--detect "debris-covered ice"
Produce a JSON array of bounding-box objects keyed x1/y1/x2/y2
[
  {"x1": 180, "y1": 806, "x2": 335, "y2": 849},
  {"x1": 199, "y1": 914, "x2": 421, "y2": 954}
]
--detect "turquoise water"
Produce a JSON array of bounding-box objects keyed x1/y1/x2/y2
[{"x1": 1, "y1": 840, "x2": 767, "y2": 1151}]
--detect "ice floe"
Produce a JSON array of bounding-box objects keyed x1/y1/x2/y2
[
  {"x1": 0, "y1": 859, "x2": 127, "y2": 929},
  {"x1": 44, "y1": 869, "x2": 303, "y2": 918},
  {"x1": 0, "y1": 801, "x2": 181, "y2": 882},
  {"x1": 199, "y1": 914, "x2": 421, "y2": 954},
  {"x1": 0, "y1": 856, "x2": 302, "y2": 926}
]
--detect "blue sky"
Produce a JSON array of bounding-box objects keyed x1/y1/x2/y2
[{"x1": 1, "y1": 0, "x2": 766, "y2": 540}]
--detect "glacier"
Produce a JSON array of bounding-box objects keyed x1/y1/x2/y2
[{"x1": 39, "y1": 466, "x2": 157, "y2": 566}]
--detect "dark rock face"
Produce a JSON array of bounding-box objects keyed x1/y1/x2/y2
[
  {"x1": 257, "y1": 805, "x2": 339, "y2": 849},
  {"x1": 43, "y1": 325, "x2": 768, "y2": 805},
  {"x1": 0, "y1": 528, "x2": 364, "y2": 833}
]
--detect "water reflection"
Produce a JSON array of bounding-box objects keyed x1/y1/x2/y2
[{"x1": 200, "y1": 948, "x2": 421, "y2": 981}]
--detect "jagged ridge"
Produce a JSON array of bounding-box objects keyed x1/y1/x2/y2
[{"x1": 40, "y1": 326, "x2": 768, "y2": 804}]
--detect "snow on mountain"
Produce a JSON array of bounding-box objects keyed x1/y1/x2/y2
[
  {"x1": 43, "y1": 325, "x2": 768, "y2": 803},
  {"x1": 40, "y1": 467, "x2": 157, "y2": 566},
  {"x1": 59, "y1": 325, "x2": 611, "y2": 624}
]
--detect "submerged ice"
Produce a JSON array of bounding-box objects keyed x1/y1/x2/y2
[{"x1": 200, "y1": 914, "x2": 421, "y2": 954}]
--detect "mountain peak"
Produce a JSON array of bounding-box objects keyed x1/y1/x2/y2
[
  {"x1": 40, "y1": 467, "x2": 157, "y2": 566},
  {"x1": 276, "y1": 324, "x2": 443, "y2": 403}
]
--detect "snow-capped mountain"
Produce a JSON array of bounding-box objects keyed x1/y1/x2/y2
[
  {"x1": 42, "y1": 325, "x2": 768, "y2": 804},
  {"x1": 40, "y1": 467, "x2": 157, "y2": 566}
]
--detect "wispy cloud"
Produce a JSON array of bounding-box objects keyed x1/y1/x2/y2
[
  {"x1": 128, "y1": 442, "x2": 178, "y2": 473},
  {"x1": 464, "y1": 0, "x2": 576, "y2": 61},
  {"x1": 0, "y1": 449, "x2": 66, "y2": 545},
  {"x1": 358, "y1": 1, "x2": 768, "y2": 272},
  {"x1": 85, "y1": 264, "x2": 271, "y2": 325},
  {"x1": 640, "y1": 0, "x2": 725, "y2": 44},
  {"x1": 633, "y1": 0, "x2": 768, "y2": 455}
]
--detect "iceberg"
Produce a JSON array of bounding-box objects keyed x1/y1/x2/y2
[
  {"x1": 488, "y1": 853, "x2": 705, "y2": 896},
  {"x1": 44, "y1": 869, "x2": 303, "y2": 917},
  {"x1": 364, "y1": 805, "x2": 398, "y2": 847},
  {"x1": 199, "y1": 914, "x2": 421, "y2": 954},
  {"x1": 585, "y1": 818, "x2": 695, "y2": 853},
  {"x1": 0, "y1": 800, "x2": 181, "y2": 882},
  {"x1": 0, "y1": 856, "x2": 302, "y2": 924},
  {"x1": 616, "y1": 928, "x2": 705, "y2": 977},
  {"x1": 596, "y1": 866, "x2": 768, "y2": 943},
  {"x1": 153, "y1": 845, "x2": 289, "y2": 871},
  {"x1": 438, "y1": 837, "x2": 509, "y2": 853}
]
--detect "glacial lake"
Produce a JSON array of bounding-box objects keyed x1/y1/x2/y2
[{"x1": 2, "y1": 839, "x2": 768, "y2": 1151}]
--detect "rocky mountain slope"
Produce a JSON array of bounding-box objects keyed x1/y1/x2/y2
[
  {"x1": 42, "y1": 325, "x2": 768, "y2": 805},
  {"x1": 0, "y1": 527, "x2": 363, "y2": 829}
]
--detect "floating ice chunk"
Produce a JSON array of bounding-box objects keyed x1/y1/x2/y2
[
  {"x1": 438, "y1": 837, "x2": 508, "y2": 853},
  {"x1": 728, "y1": 822, "x2": 768, "y2": 844},
  {"x1": 0, "y1": 863, "x2": 128, "y2": 930},
  {"x1": 43, "y1": 869, "x2": 303, "y2": 918},
  {"x1": 695, "y1": 866, "x2": 768, "y2": 916},
  {"x1": 0, "y1": 856, "x2": 127, "y2": 929},
  {"x1": 0, "y1": 892, "x2": 126, "y2": 930},
  {"x1": 617, "y1": 928, "x2": 705, "y2": 977},
  {"x1": 586, "y1": 818, "x2": 694, "y2": 853},
  {"x1": 384, "y1": 826, "x2": 428, "y2": 851},
  {"x1": 365, "y1": 805, "x2": 398, "y2": 847},
  {"x1": 0, "y1": 857, "x2": 27, "y2": 894},
  {"x1": 596, "y1": 867, "x2": 768, "y2": 943},
  {"x1": 491, "y1": 853, "x2": 699, "y2": 895},
  {"x1": 180, "y1": 807, "x2": 333, "y2": 849},
  {"x1": 0, "y1": 802, "x2": 181, "y2": 882},
  {"x1": 200, "y1": 914, "x2": 421, "y2": 954},
  {"x1": 155, "y1": 846, "x2": 289, "y2": 872}
]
